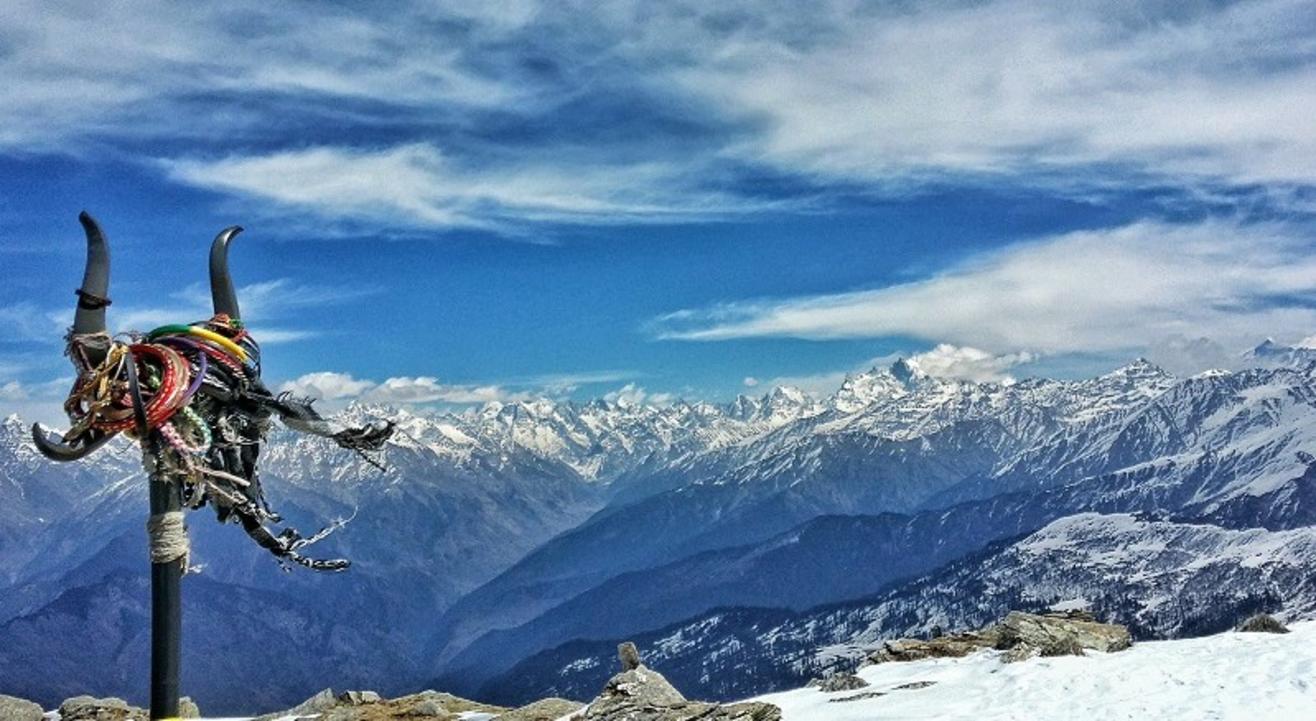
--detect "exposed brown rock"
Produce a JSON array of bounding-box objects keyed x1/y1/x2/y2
[
  {"x1": 57, "y1": 695, "x2": 145, "y2": 721},
  {"x1": 619, "y1": 641, "x2": 643, "y2": 672},
  {"x1": 254, "y1": 688, "x2": 504, "y2": 721},
  {"x1": 494, "y1": 697, "x2": 586, "y2": 720},
  {"x1": 1237, "y1": 613, "x2": 1290, "y2": 634},
  {"x1": 582, "y1": 663, "x2": 781, "y2": 720},
  {"x1": 0, "y1": 694, "x2": 44, "y2": 721},
  {"x1": 810, "y1": 673, "x2": 870, "y2": 692},
  {"x1": 868, "y1": 630, "x2": 1001, "y2": 663},
  {"x1": 868, "y1": 610, "x2": 1132, "y2": 666}
]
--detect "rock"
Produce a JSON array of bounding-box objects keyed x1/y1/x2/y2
[
  {"x1": 495, "y1": 697, "x2": 586, "y2": 720},
  {"x1": 1237, "y1": 613, "x2": 1290, "y2": 634},
  {"x1": 0, "y1": 694, "x2": 44, "y2": 721},
  {"x1": 618, "y1": 641, "x2": 643, "y2": 671},
  {"x1": 869, "y1": 610, "x2": 1131, "y2": 666},
  {"x1": 868, "y1": 631, "x2": 999, "y2": 663},
  {"x1": 812, "y1": 673, "x2": 870, "y2": 692},
  {"x1": 996, "y1": 611, "x2": 1131, "y2": 653},
  {"x1": 339, "y1": 690, "x2": 383, "y2": 705},
  {"x1": 58, "y1": 695, "x2": 145, "y2": 721},
  {"x1": 892, "y1": 681, "x2": 936, "y2": 691},
  {"x1": 595, "y1": 666, "x2": 687, "y2": 709},
  {"x1": 583, "y1": 664, "x2": 781, "y2": 720},
  {"x1": 253, "y1": 688, "x2": 506, "y2": 721},
  {"x1": 179, "y1": 696, "x2": 202, "y2": 718},
  {"x1": 1002, "y1": 644, "x2": 1041, "y2": 663},
  {"x1": 254, "y1": 688, "x2": 340, "y2": 721},
  {"x1": 389, "y1": 690, "x2": 504, "y2": 716}
]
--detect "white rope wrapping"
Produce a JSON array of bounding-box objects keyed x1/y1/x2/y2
[{"x1": 147, "y1": 511, "x2": 190, "y2": 568}]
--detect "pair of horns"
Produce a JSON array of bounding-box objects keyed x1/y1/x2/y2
[{"x1": 73, "y1": 211, "x2": 245, "y2": 337}]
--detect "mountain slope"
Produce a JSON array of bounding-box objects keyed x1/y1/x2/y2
[
  {"x1": 488, "y1": 513, "x2": 1316, "y2": 703},
  {"x1": 753, "y1": 621, "x2": 1316, "y2": 721}
]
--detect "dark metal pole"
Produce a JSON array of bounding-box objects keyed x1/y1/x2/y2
[
  {"x1": 128, "y1": 353, "x2": 182, "y2": 721},
  {"x1": 148, "y1": 464, "x2": 183, "y2": 720}
]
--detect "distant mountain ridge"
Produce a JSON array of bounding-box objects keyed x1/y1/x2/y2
[{"x1": 1, "y1": 339, "x2": 1314, "y2": 713}]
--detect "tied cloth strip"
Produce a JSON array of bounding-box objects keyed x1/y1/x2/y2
[{"x1": 48, "y1": 318, "x2": 394, "y2": 572}]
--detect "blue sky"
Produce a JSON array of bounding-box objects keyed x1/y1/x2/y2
[{"x1": 2, "y1": 0, "x2": 1315, "y2": 420}]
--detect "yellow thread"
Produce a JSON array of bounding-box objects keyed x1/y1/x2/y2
[{"x1": 186, "y1": 326, "x2": 247, "y2": 362}]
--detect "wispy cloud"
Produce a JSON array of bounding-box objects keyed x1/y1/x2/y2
[
  {"x1": 671, "y1": 0, "x2": 1316, "y2": 188},
  {"x1": 5, "y1": 1, "x2": 1312, "y2": 231},
  {"x1": 654, "y1": 219, "x2": 1316, "y2": 361},
  {"x1": 515, "y1": 369, "x2": 642, "y2": 394},
  {"x1": 165, "y1": 144, "x2": 764, "y2": 230}
]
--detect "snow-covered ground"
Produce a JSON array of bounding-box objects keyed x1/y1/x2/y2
[
  {"x1": 751, "y1": 622, "x2": 1316, "y2": 721},
  {"x1": 72, "y1": 624, "x2": 1316, "y2": 720}
]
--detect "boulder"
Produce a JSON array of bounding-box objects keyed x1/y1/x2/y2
[
  {"x1": 58, "y1": 695, "x2": 145, "y2": 721},
  {"x1": 254, "y1": 688, "x2": 339, "y2": 721},
  {"x1": 1237, "y1": 613, "x2": 1290, "y2": 634},
  {"x1": 495, "y1": 697, "x2": 587, "y2": 720},
  {"x1": 179, "y1": 696, "x2": 202, "y2": 718},
  {"x1": 811, "y1": 673, "x2": 870, "y2": 692},
  {"x1": 868, "y1": 610, "x2": 1132, "y2": 666},
  {"x1": 868, "y1": 631, "x2": 999, "y2": 663},
  {"x1": 0, "y1": 694, "x2": 44, "y2": 721},
  {"x1": 386, "y1": 689, "x2": 504, "y2": 716},
  {"x1": 618, "y1": 641, "x2": 643, "y2": 672},
  {"x1": 580, "y1": 647, "x2": 781, "y2": 720},
  {"x1": 996, "y1": 611, "x2": 1131, "y2": 654},
  {"x1": 591, "y1": 666, "x2": 688, "y2": 711},
  {"x1": 339, "y1": 690, "x2": 384, "y2": 705}
]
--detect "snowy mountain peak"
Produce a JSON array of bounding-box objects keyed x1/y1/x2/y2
[
  {"x1": 1243, "y1": 338, "x2": 1316, "y2": 368},
  {"x1": 831, "y1": 367, "x2": 909, "y2": 413},
  {"x1": 1105, "y1": 357, "x2": 1170, "y2": 380},
  {"x1": 889, "y1": 357, "x2": 925, "y2": 385}
]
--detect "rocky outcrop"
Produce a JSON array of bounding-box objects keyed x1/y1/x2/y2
[
  {"x1": 254, "y1": 688, "x2": 504, "y2": 720},
  {"x1": 577, "y1": 643, "x2": 781, "y2": 721},
  {"x1": 1237, "y1": 613, "x2": 1290, "y2": 634},
  {"x1": 808, "y1": 673, "x2": 870, "y2": 692},
  {"x1": 868, "y1": 631, "x2": 1000, "y2": 663},
  {"x1": 0, "y1": 694, "x2": 44, "y2": 721},
  {"x1": 869, "y1": 610, "x2": 1132, "y2": 665},
  {"x1": 43, "y1": 695, "x2": 199, "y2": 721},
  {"x1": 57, "y1": 696, "x2": 144, "y2": 721},
  {"x1": 495, "y1": 697, "x2": 586, "y2": 720},
  {"x1": 996, "y1": 610, "x2": 1131, "y2": 654}
]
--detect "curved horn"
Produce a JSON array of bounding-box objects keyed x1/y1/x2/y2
[
  {"x1": 30, "y1": 424, "x2": 113, "y2": 462},
  {"x1": 72, "y1": 211, "x2": 111, "y2": 335},
  {"x1": 209, "y1": 225, "x2": 244, "y2": 319}
]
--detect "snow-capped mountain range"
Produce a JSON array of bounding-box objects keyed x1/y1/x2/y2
[{"x1": 1, "y1": 340, "x2": 1314, "y2": 714}]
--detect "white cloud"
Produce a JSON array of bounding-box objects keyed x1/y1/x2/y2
[
  {"x1": 741, "y1": 376, "x2": 759, "y2": 388},
  {"x1": 277, "y1": 371, "x2": 528, "y2": 406},
  {"x1": 603, "y1": 383, "x2": 674, "y2": 407},
  {"x1": 363, "y1": 377, "x2": 528, "y2": 405},
  {"x1": 0, "y1": 1, "x2": 531, "y2": 152},
  {"x1": 904, "y1": 345, "x2": 1034, "y2": 383},
  {"x1": 5, "y1": 0, "x2": 1310, "y2": 232},
  {"x1": 656, "y1": 219, "x2": 1316, "y2": 362},
  {"x1": 10, "y1": 278, "x2": 371, "y2": 347},
  {"x1": 278, "y1": 372, "x2": 376, "y2": 401},
  {"x1": 165, "y1": 144, "x2": 765, "y2": 230},
  {"x1": 0, "y1": 376, "x2": 77, "y2": 426},
  {"x1": 518, "y1": 369, "x2": 641, "y2": 394},
  {"x1": 671, "y1": 0, "x2": 1316, "y2": 187},
  {"x1": 0, "y1": 302, "x2": 71, "y2": 343}
]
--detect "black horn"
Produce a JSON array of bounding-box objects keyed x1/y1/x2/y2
[
  {"x1": 209, "y1": 226, "x2": 244, "y2": 319},
  {"x1": 72, "y1": 211, "x2": 111, "y2": 336}
]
